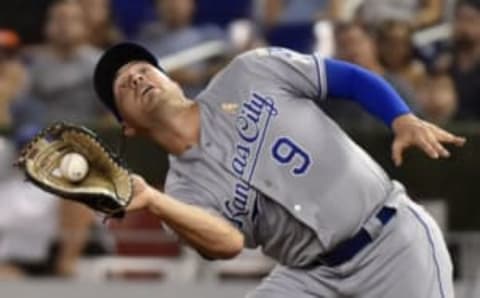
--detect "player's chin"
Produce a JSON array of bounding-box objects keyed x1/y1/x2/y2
[{"x1": 141, "y1": 90, "x2": 162, "y2": 113}]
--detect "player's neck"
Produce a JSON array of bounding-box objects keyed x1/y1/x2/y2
[{"x1": 150, "y1": 102, "x2": 201, "y2": 156}]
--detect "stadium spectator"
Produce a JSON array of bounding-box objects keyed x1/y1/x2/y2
[
  {"x1": 256, "y1": 0, "x2": 338, "y2": 27},
  {"x1": 26, "y1": 0, "x2": 107, "y2": 125},
  {"x1": 0, "y1": 124, "x2": 97, "y2": 279},
  {"x1": 136, "y1": 0, "x2": 227, "y2": 98},
  {"x1": 416, "y1": 75, "x2": 458, "y2": 125},
  {"x1": 0, "y1": 30, "x2": 27, "y2": 128},
  {"x1": 325, "y1": 0, "x2": 362, "y2": 22},
  {"x1": 78, "y1": 0, "x2": 123, "y2": 49},
  {"x1": 356, "y1": 0, "x2": 443, "y2": 29},
  {"x1": 449, "y1": 0, "x2": 480, "y2": 120},
  {"x1": 376, "y1": 20, "x2": 428, "y2": 91},
  {"x1": 228, "y1": 20, "x2": 267, "y2": 56}
]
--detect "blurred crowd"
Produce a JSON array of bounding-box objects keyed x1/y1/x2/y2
[{"x1": 0, "y1": 0, "x2": 479, "y2": 279}]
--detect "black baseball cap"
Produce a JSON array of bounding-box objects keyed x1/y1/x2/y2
[{"x1": 94, "y1": 42, "x2": 163, "y2": 121}]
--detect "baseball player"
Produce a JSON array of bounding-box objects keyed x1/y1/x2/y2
[{"x1": 93, "y1": 43, "x2": 465, "y2": 297}]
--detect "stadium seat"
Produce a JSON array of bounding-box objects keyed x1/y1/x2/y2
[
  {"x1": 265, "y1": 23, "x2": 315, "y2": 53},
  {"x1": 74, "y1": 210, "x2": 189, "y2": 281},
  {"x1": 111, "y1": 0, "x2": 156, "y2": 38},
  {"x1": 194, "y1": 0, "x2": 252, "y2": 27},
  {"x1": 108, "y1": 210, "x2": 181, "y2": 257}
]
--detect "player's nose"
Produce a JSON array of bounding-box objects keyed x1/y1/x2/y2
[{"x1": 131, "y1": 73, "x2": 144, "y2": 88}]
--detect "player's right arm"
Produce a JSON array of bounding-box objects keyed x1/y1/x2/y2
[
  {"x1": 239, "y1": 48, "x2": 465, "y2": 165},
  {"x1": 127, "y1": 175, "x2": 244, "y2": 260}
]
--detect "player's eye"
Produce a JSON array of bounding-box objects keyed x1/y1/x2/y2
[{"x1": 139, "y1": 67, "x2": 149, "y2": 75}]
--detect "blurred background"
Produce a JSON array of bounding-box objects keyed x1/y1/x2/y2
[{"x1": 0, "y1": 0, "x2": 479, "y2": 297}]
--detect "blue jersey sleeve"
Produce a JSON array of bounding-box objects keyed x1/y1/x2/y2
[{"x1": 324, "y1": 59, "x2": 411, "y2": 127}]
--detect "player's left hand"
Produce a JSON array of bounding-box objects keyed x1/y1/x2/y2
[
  {"x1": 126, "y1": 174, "x2": 156, "y2": 212},
  {"x1": 391, "y1": 114, "x2": 466, "y2": 166}
]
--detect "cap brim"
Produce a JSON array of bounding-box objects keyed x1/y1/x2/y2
[{"x1": 94, "y1": 42, "x2": 161, "y2": 121}]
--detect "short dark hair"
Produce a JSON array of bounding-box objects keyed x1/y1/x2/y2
[{"x1": 375, "y1": 20, "x2": 414, "y2": 46}]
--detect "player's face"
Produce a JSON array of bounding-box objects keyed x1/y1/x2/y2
[
  {"x1": 378, "y1": 24, "x2": 412, "y2": 69},
  {"x1": 158, "y1": 0, "x2": 195, "y2": 28},
  {"x1": 113, "y1": 61, "x2": 183, "y2": 136},
  {"x1": 336, "y1": 26, "x2": 377, "y2": 67},
  {"x1": 454, "y1": 4, "x2": 480, "y2": 50},
  {"x1": 46, "y1": 2, "x2": 87, "y2": 47}
]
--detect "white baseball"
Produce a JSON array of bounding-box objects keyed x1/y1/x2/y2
[{"x1": 60, "y1": 153, "x2": 89, "y2": 183}]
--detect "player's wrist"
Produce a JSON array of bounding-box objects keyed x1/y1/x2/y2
[
  {"x1": 146, "y1": 189, "x2": 166, "y2": 215},
  {"x1": 391, "y1": 113, "x2": 417, "y2": 133}
]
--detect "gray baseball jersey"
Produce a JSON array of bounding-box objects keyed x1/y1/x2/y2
[
  {"x1": 164, "y1": 48, "x2": 453, "y2": 297},
  {"x1": 165, "y1": 47, "x2": 392, "y2": 258}
]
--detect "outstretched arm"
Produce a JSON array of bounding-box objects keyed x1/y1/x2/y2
[
  {"x1": 127, "y1": 175, "x2": 244, "y2": 259},
  {"x1": 239, "y1": 48, "x2": 466, "y2": 165},
  {"x1": 325, "y1": 59, "x2": 466, "y2": 166}
]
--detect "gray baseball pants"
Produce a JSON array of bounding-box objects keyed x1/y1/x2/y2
[{"x1": 247, "y1": 195, "x2": 454, "y2": 298}]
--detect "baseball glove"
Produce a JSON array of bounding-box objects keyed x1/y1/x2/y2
[{"x1": 16, "y1": 122, "x2": 133, "y2": 218}]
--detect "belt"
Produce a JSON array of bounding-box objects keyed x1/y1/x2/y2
[{"x1": 319, "y1": 206, "x2": 397, "y2": 267}]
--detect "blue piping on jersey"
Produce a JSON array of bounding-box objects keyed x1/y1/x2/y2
[
  {"x1": 245, "y1": 98, "x2": 274, "y2": 224},
  {"x1": 248, "y1": 104, "x2": 275, "y2": 183},
  {"x1": 407, "y1": 206, "x2": 446, "y2": 298},
  {"x1": 223, "y1": 92, "x2": 277, "y2": 228}
]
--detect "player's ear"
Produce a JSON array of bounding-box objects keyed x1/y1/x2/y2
[{"x1": 122, "y1": 123, "x2": 137, "y2": 137}]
